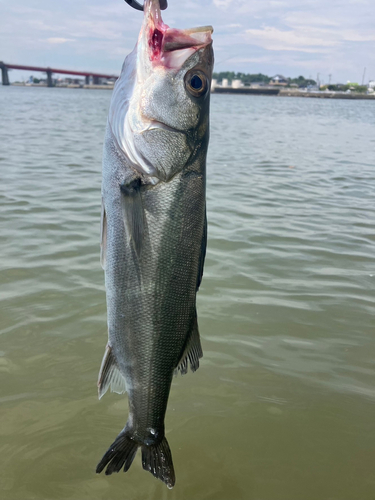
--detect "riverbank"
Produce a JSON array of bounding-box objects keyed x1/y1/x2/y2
[
  {"x1": 279, "y1": 89, "x2": 375, "y2": 100},
  {"x1": 213, "y1": 86, "x2": 375, "y2": 100},
  {"x1": 8, "y1": 83, "x2": 375, "y2": 99}
]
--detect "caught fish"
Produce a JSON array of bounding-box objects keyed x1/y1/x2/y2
[{"x1": 96, "y1": 0, "x2": 213, "y2": 489}]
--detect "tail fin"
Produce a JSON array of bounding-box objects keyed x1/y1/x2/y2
[
  {"x1": 96, "y1": 430, "x2": 175, "y2": 489},
  {"x1": 96, "y1": 429, "x2": 138, "y2": 476},
  {"x1": 141, "y1": 437, "x2": 175, "y2": 489}
]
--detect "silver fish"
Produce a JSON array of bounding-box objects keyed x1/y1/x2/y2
[{"x1": 96, "y1": 0, "x2": 213, "y2": 489}]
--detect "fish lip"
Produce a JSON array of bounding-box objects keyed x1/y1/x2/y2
[
  {"x1": 163, "y1": 27, "x2": 214, "y2": 53},
  {"x1": 143, "y1": 0, "x2": 213, "y2": 61},
  {"x1": 182, "y1": 26, "x2": 214, "y2": 36},
  {"x1": 145, "y1": 119, "x2": 184, "y2": 134}
]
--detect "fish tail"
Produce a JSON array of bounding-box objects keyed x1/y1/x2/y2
[
  {"x1": 96, "y1": 428, "x2": 138, "y2": 476},
  {"x1": 141, "y1": 437, "x2": 175, "y2": 489},
  {"x1": 96, "y1": 429, "x2": 175, "y2": 489}
]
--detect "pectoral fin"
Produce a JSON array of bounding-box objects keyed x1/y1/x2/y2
[
  {"x1": 120, "y1": 179, "x2": 144, "y2": 256},
  {"x1": 100, "y1": 198, "x2": 107, "y2": 270},
  {"x1": 196, "y1": 210, "x2": 207, "y2": 291}
]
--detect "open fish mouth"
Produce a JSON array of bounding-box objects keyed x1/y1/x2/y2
[{"x1": 141, "y1": 0, "x2": 213, "y2": 68}]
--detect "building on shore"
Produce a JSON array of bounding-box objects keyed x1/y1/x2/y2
[{"x1": 269, "y1": 75, "x2": 289, "y2": 86}]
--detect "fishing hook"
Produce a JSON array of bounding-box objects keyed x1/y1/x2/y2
[{"x1": 124, "y1": 0, "x2": 168, "y2": 11}]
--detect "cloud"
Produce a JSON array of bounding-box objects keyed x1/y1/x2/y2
[
  {"x1": 213, "y1": 0, "x2": 235, "y2": 8},
  {"x1": 342, "y1": 31, "x2": 375, "y2": 42},
  {"x1": 244, "y1": 26, "x2": 338, "y2": 52},
  {"x1": 0, "y1": 0, "x2": 374, "y2": 82},
  {"x1": 244, "y1": 20, "x2": 375, "y2": 55},
  {"x1": 228, "y1": 56, "x2": 276, "y2": 64},
  {"x1": 283, "y1": 13, "x2": 340, "y2": 27},
  {"x1": 46, "y1": 38, "x2": 75, "y2": 44}
]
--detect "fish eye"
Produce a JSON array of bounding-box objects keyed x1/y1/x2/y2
[
  {"x1": 185, "y1": 70, "x2": 208, "y2": 98},
  {"x1": 191, "y1": 75, "x2": 203, "y2": 90}
]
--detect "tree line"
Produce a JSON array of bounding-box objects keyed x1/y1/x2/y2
[{"x1": 212, "y1": 72, "x2": 317, "y2": 87}]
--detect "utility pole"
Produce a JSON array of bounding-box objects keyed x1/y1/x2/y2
[
  {"x1": 316, "y1": 73, "x2": 320, "y2": 88},
  {"x1": 362, "y1": 67, "x2": 366, "y2": 86}
]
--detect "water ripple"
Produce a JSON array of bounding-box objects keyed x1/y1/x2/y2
[{"x1": 1, "y1": 87, "x2": 375, "y2": 499}]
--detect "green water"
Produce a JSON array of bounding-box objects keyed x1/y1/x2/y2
[{"x1": 1, "y1": 86, "x2": 375, "y2": 499}]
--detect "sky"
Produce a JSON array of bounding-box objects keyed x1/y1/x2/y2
[{"x1": 1, "y1": 0, "x2": 374, "y2": 84}]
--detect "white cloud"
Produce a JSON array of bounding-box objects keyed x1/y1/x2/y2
[
  {"x1": 283, "y1": 13, "x2": 340, "y2": 27},
  {"x1": 244, "y1": 26, "x2": 338, "y2": 52},
  {"x1": 46, "y1": 38, "x2": 75, "y2": 44},
  {"x1": 229, "y1": 56, "x2": 276, "y2": 64},
  {"x1": 243, "y1": 21, "x2": 375, "y2": 54},
  {"x1": 0, "y1": 0, "x2": 374, "y2": 82},
  {"x1": 342, "y1": 31, "x2": 375, "y2": 42},
  {"x1": 213, "y1": 0, "x2": 235, "y2": 8}
]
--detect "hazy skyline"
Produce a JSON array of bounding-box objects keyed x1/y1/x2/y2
[{"x1": 1, "y1": 0, "x2": 374, "y2": 84}]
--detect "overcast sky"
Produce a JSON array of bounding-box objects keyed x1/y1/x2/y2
[{"x1": 1, "y1": 0, "x2": 374, "y2": 84}]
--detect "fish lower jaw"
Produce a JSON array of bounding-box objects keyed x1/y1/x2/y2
[{"x1": 143, "y1": 119, "x2": 183, "y2": 134}]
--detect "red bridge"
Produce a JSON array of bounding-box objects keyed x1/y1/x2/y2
[{"x1": 0, "y1": 62, "x2": 119, "y2": 86}]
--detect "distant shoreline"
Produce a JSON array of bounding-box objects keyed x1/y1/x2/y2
[
  {"x1": 7, "y1": 83, "x2": 375, "y2": 100},
  {"x1": 213, "y1": 87, "x2": 375, "y2": 100}
]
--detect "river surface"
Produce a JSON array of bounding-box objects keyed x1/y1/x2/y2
[{"x1": 1, "y1": 86, "x2": 375, "y2": 500}]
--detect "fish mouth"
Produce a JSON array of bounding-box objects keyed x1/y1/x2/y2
[
  {"x1": 147, "y1": 119, "x2": 180, "y2": 133},
  {"x1": 142, "y1": 0, "x2": 213, "y2": 68},
  {"x1": 140, "y1": 117, "x2": 186, "y2": 137}
]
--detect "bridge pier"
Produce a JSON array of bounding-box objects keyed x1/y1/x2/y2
[
  {"x1": 46, "y1": 69, "x2": 53, "y2": 87},
  {"x1": 85, "y1": 75, "x2": 90, "y2": 85},
  {"x1": 93, "y1": 76, "x2": 100, "y2": 85},
  {"x1": 0, "y1": 62, "x2": 10, "y2": 85}
]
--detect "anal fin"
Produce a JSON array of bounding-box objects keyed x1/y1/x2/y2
[
  {"x1": 97, "y1": 344, "x2": 127, "y2": 399},
  {"x1": 175, "y1": 314, "x2": 203, "y2": 376}
]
